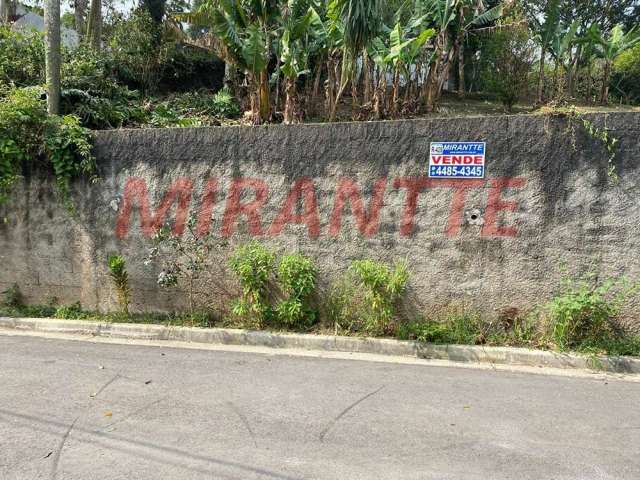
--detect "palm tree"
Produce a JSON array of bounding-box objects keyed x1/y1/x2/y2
[
  {"x1": 588, "y1": 24, "x2": 640, "y2": 104},
  {"x1": 44, "y1": 0, "x2": 61, "y2": 114}
]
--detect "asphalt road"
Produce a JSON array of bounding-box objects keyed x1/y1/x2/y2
[{"x1": 1, "y1": 334, "x2": 639, "y2": 480}]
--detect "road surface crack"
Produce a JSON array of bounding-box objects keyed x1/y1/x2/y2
[
  {"x1": 319, "y1": 385, "x2": 385, "y2": 442},
  {"x1": 49, "y1": 417, "x2": 77, "y2": 480}
]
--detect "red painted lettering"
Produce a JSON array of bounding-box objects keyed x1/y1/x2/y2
[
  {"x1": 196, "y1": 178, "x2": 218, "y2": 237},
  {"x1": 393, "y1": 177, "x2": 431, "y2": 237},
  {"x1": 268, "y1": 177, "x2": 321, "y2": 238},
  {"x1": 329, "y1": 177, "x2": 386, "y2": 237},
  {"x1": 220, "y1": 178, "x2": 269, "y2": 237},
  {"x1": 115, "y1": 177, "x2": 193, "y2": 239},
  {"x1": 481, "y1": 177, "x2": 527, "y2": 237}
]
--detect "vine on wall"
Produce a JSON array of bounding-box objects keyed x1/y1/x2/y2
[{"x1": 0, "y1": 86, "x2": 96, "y2": 212}]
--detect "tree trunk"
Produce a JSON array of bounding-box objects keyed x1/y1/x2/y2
[
  {"x1": 585, "y1": 65, "x2": 593, "y2": 104},
  {"x1": 551, "y1": 61, "x2": 559, "y2": 99},
  {"x1": 283, "y1": 77, "x2": 300, "y2": 125},
  {"x1": 85, "y1": 0, "x2": 102, "y2": 51},
  {"x1": 456, "y1": 35, "x2": 465, "y2": 98},
  {"x1": 537, "y1": 47, "x2": 545, "y2": 104},
  {"x1": 0, "y1": 0, "x2": 9, "y2": 23},
  {"x1": 74, "y1": 0, "x2": 88, "y2": 35},
  {"x1": 44, "y1": 0, "x2": 61, "y2": 114},
  {"x1": 600, "y1": 61, "x2": 611, "y2": 105},
  {"x1": 363, "y1": 51, "x2": 372, "y2": 104},
  {"x1": 258, "y1": 69, "x2": 270, "y2": 123}
]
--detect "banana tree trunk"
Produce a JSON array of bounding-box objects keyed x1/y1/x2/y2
[
  {"x1": 258, "y1": 69, "x2": 270, "y2": 123},
  {"x1": 600, "y1": 60, "x2": 611, "y2": 105},
  {"x1": 363, "y1": 51, "x2": 372, "y2": 104},
  {"x1": 283, "y1": 77, "x2": 299, "y2": 125},
  {"x1": 456, "y1": 35, "x2": 465, "y2": 98},
  {"x1": 537, "y1": 46, "x2": 545, "y2": 104}
]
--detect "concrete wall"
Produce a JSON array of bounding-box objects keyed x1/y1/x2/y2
[{"x1": 2, "y1": 113, "x2": 640, "y2": 324}]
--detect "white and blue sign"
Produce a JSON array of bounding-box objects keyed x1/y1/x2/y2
[{"x1": 428, "y1": 142, "x2": 486, "y2": 179}]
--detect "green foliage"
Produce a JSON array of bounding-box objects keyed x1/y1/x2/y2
[
  {"x1": 229, "y1": 242, "x2": 276, "y2": 327},
  {"x1": 544, "y1": 276, "x2": 639, "y2": 352},
  {"x1": 613, "y1": 43, "x2": 640, "y2": 104},
  {"x1": 396, "y1": 308, "x2": 539, "y2": 348},
  {"x1": 108, "y1": 255, "x2": 132, "y2": 315},
  {"x1": 276, "y1": 253, "x2": 317, "y2": 328},
  {"x1": 110, "y1": 9, "x2": 173, "y2": 94},
  {"x1": 1, "y1": 283, "x2": 23, "y2": 308},
  {"x1": 61, "y1": 46, "x2": 146, "y2": 129},
  {"x1": 0, "y1": 26, "x2": 45, "y2": 88},
  {"x1": 0, "y1": 87, "x2": 96, "y2": 210},
  {"x1": 347, "y1": 259, "x2": 409, "y2": 336},
  {"x1": 479, "y1": 25, "x2": 535, "y2": 111},
  {"x1": 55, "y1": 302, "x2": 90, "y2": 320},
  {"x1": 148, "y1": 88, "x2": 241, "y2": 127}
]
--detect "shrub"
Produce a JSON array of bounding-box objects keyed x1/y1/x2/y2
[
  {"x1": 612, "y1": 43, "x2": 640, "y2": 104},
  {"x1": 276, "y1": 253, "x2": 317, "y2": 329},
  {"x1": 0, "y1": 26, "x2": 45, "y2": 88},
  {"x1": 0, "y1": 86, "x2": 96, "y2": 210},
  {"x1": 348, "y1": 259, "x2": 409, "y2": 336},
  {"x1": 229, "y1": 242, "x2": 276, "y2": 327},
  {"x1": 61, "y1": 46, "x2": 146, "y2": 129},
  {"x1": 1, "y1": 283, "x2": 23, "y2": 307},
  {"x1": 108, "y1": 255, "x2": 132, "y2": 315},
  {"x1": 478, "y1": 24, "x2": 535, "y2": 111},
  {"x1": 158, "y1": 44, "x2": 225, "y2": 93},
  {"x1": 544, "y1": 276, "x2": 639, "y2": 352},
  {"x1": 145, "y1": 216, "x2": 233, "y2": 318},
  {"x1": 54, "y1": 302, "x2": 89, "y2": 319},
  {"x1": 110, "y1": 9, "x2": 173, "y2": 94}
]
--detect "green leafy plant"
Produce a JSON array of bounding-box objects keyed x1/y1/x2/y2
[
  {"x1": 0, "y1": 86, "x2": 96, "y2": 211},
  {"x1": 348, "y1": 259, "x2": 409, "y2": 336},
  {"x1": 0, "y1": 26, "x2": 45, "y2": 88},
  {"x1": 1, "y1": 283, "x2": 23, "y2": 308},
  {"x1": 108, "y1": 255, "x2": 132, "y2": 315},
  {"x1": 54, "y1": 302, "x2": 89, "y2": 320},
  {"x1": 275, "y1": 253, "x2": 317, "y2": 329},
  {"x1": 544, "y1": 276, "x2": 639, "y2": 352},
  {"x1": 145, "y1": 215, "x2": 232, "y2": 321},
  {"x1": 229, "y1": 241, "x2": 276, "y2": 327}
]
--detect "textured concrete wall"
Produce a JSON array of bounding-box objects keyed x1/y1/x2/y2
[{"x1": 1, "y1": 113, "x2": 639, "y2": 324}]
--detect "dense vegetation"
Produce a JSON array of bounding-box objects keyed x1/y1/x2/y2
[{"x1": 0, "y1": 0, "x2": 639, "y2": 130}]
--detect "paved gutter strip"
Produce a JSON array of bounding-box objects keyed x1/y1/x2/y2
[{"x1": 1, "y1": 316, "x2": 639, "y2": 374}]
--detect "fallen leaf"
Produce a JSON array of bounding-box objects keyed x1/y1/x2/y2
[
  {"x1": 104, "y1": 411, "x2": 112, "y2": 417},
  {"x1": 145, "y1": 380, "x2": 152, "y2": 385}
]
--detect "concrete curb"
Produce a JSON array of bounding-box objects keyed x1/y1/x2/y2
[{"x1": 1, "y1": 316, "x2": 639, "y2": 374}]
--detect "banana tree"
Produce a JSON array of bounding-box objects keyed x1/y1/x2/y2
[
  {"x1": 369, "y1": 21, "x2": 434, "y2": 117},
  {"x1": 421, "y1": 0, "x2": 456, "y2": 112},
  {"x1": 452, "y1": 0, "x2": 504, "y2": 97},
  {"x1": 176, "y1": 0, "x2": 279, "y2": 124},
  {"x1": 588, "y1": 24, "x2": 640, "y2": 104},
  {"x1": 549, "y1": 19, "x2": 579, "y2": 97},
  {"x1": 531, "y1": 0, "x2": 561, "y2": 103},
  {"x1": 278, "y1": 3, "x2": 325, "y2": 123}
]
